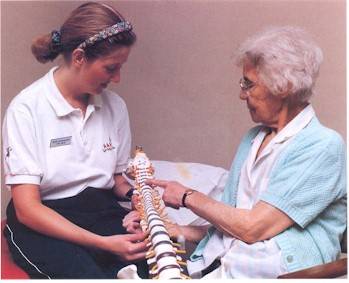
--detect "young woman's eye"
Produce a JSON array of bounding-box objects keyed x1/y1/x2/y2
[
  {"x1": 105, "y1": 66, "x2": 115, "y2": 73},
  {"x1": 105, "y1": 65, "x2": 120, "y2": 73}
]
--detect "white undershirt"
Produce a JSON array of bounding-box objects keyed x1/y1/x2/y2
[{"x1": 188, "y1": 105, "x2": 315, "y2": 278}]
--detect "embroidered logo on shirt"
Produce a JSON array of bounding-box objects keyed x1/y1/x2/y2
[
  {"x1": 50, "y1": 136, "x2": 72, "y2": 148},
  {"x1": 103, "y1": 137, "x2": 115, "y2": 152}
]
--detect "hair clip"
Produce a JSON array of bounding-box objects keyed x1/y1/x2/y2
[{"x1": 51, "y1": 30, "x2": 62, "y2": 47}]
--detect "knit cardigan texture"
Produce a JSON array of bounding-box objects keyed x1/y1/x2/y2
[{"x1": 191, "y1": 117, "x2": 347, "y2": 272}]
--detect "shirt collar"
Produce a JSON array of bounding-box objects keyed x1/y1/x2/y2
[
  {"x1": 88, "y1": 93, "x2": 102, "y2": 108},
  {"x1": 272, "y1": 104, "x2": 315, "y2": 144},
  {"x1": 45, "y1": 66, "x2": 103, "y2": 117},
  {"x1": 250, "y1": 104, "x2": 315, "y2": 145}
]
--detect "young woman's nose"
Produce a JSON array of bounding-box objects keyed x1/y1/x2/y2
[{"x1": 110, "y1": 71, "x2": 121, "y2": 83}]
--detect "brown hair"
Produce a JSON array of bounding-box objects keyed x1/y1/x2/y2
[{"x1": 31, "y1": 2, "x2": 136, "y2": 63}]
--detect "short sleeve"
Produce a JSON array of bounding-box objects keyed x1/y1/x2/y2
[
  {"x1": 114, "y1": 100, "x2": 131, "y2": 174},
  {"x1": 260, "y1": 132, "x2": 346, "y2": 228},
  {"x1": 3, "y1": 103, "x2": 43, "y2": 185}
]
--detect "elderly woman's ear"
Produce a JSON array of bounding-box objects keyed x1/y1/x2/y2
[{"x1": 274, "y1": 81, "x2": 292, "y2": 99}]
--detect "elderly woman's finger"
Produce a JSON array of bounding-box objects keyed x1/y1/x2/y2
[{"x1": 145, "y1": 179, "x2": 169, "y2": 188}]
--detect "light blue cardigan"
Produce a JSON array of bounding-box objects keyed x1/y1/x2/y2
[{"x1": 191, "y1": 117, "x2": 347, "y2": 272}]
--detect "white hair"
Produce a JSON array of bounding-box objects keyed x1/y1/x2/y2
[{"x1": 236, "y1": 26, "x2": 323, "y2": 102}]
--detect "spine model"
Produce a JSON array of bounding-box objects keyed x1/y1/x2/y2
[{"x1": 123, "y1": 146, "x2": 189, "y2": 279}]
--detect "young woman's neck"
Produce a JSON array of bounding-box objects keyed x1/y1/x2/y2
[{"x1": 53, "y1": 66, "x2": 89, "y2": 113}]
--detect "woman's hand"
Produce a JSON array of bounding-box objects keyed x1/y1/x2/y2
[
  {"x1": 145, "y1": 179, "x2": 188, "y2": 209},
  {"x1": 130, "y1": 193, "x2": 140, "y2": 210},
  {"x1": 123, "y1": 210, "x2": 142, "y2": 234},
  {"x1": 101, "y1": 233, "x2": 148, "y2": 261}
]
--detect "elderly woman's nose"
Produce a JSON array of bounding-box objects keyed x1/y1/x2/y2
[{"x1": 239, "y1": 90, "x2": 248, "y2": 100}]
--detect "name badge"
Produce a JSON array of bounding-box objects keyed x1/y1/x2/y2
[{"x1": 50, "y1": 136, "x2": 72, "y2": 148}]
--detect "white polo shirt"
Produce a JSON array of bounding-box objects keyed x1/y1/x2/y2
[{"x1": 3, "y1": 67, "x2": 131, "y2": 200}]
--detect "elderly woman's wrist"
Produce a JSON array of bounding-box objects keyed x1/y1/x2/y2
[{"x1": 181, "y1": 189, "x2": 197, "y2": 207}]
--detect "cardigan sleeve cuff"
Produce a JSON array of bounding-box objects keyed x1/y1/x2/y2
[{"x1": 260, "y1": 191, "x2": 308, "y2": 228}]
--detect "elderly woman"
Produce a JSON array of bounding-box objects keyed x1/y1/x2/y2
[{"x1": 143, "y1": 26, "x2": 347, "y2": 278}]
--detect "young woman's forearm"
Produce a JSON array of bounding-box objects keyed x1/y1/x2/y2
[
  {"x1": 16, "y1": 202, "x2": 106, "y2": 249},
  {"x1": 11, "y1": 184, "x2": 106, "y2": 250},
  {"x1": 113, "y1": 173, "x2": 133, "y2": 199}
]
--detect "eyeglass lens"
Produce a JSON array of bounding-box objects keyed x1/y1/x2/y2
[{"x1": 240, "y1": 77, "x2": 255, "y2": 91}]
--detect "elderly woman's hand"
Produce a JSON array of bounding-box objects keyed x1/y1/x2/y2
[{"x1": 145, "y1": 179, "x2": 188, "y2": 209}]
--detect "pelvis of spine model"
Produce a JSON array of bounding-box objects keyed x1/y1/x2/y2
[{"x1": 118, "y1": 146, "x2": 190, "y2": 279}]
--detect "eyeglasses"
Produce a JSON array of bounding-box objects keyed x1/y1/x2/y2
[{"x1": 239, "y1": 77, "x2": 257, "y2": 93}]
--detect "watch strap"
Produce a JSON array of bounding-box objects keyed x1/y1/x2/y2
[
  {"x1": 182, "y1": 189, "x2": 196, "y2": 207},
  {"x1": 125, "y1": 187, "x2": 135, "y2": 200}
]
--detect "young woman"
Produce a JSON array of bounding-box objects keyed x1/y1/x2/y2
[{"x1": 3, "y1": 2, "x2": 148, "y2": 279}]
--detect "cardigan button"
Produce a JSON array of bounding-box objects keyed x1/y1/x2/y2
[{"x1": 286, "y1": 255, "x2": 294, "y2": 263}]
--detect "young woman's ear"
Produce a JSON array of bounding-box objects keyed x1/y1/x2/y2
[{"x1": 71, "y1": 48, "x2": 86, "y2": 67}]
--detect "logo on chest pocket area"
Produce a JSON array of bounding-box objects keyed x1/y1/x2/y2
[{"x1": 102, "y1": 137, "x2": 116, "y2": 152}]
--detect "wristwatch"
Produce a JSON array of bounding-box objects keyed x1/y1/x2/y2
[
  {"x1": 182, "y1": 189, "x2": 196, "y2": 207},
  {"x1": 125, "y1": 187, "x2": 135, "y2": 200}
]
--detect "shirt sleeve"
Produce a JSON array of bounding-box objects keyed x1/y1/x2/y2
[
  {"x1": 3, "y1": 103, "x2": 43, "y2": 185},
  {"x1": 260, "y1": 132, "x2": 346, "y2": 228},
  {"x1": 114, "y1": 99, "x2": 131, "y2": 174}
]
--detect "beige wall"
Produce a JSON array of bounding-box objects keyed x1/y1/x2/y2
[{"x1": 1, "y1": 0, "x2": 346, "y2": 218}]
